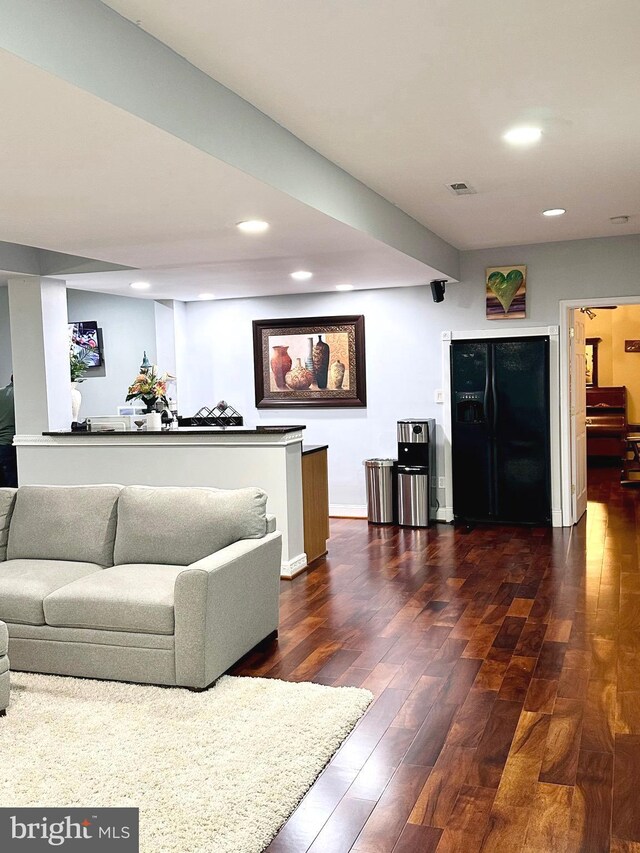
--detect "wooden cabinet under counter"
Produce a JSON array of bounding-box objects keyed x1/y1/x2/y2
[{"x1": 302, "y1": 445, "x2": 330, "y2": 564}]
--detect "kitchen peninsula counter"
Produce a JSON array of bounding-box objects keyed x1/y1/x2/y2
[
  {"x1": 42, "y1": 425, "x2": 306, "y2": 437},
  {"x1": 15, "y1": 426, "x2": 310, "y2": 577}
]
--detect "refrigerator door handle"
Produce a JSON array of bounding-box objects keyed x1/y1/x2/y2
[
  {"x1": 488, "y1": 344, "x2": 497, "y2": 517},
  {"x1": 491, "y1": 363, "x2": 498, "y2": 430},
  {"x1": 483, "y1": 360, "x2": 491, "y2": 424}
]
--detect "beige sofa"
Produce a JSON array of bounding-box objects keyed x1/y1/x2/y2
[{"x1": 0, "y1": 484, "x2": 282, "y2": 689}]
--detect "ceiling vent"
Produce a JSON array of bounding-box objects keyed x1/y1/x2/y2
[{"x1": 447, "y1": 181, "x2": 477, "y2": 196}]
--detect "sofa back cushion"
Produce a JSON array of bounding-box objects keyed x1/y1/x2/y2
[
  {"x1": 0, "y1": 488, "x2": 17, "y2": 562},
  {"x1": 7, "y1": 485, "x2": 122, "y2": 567},
  {"x1": 113, "y1": 485, "x2": 268, "y2": 566}
]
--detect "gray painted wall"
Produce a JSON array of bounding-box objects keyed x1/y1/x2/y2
[
  {"x1": 184, "y1": 234, "x2": 640, "y2": 511},
  {"x1": 1, "y1": 234, "x2": 638, "y2": 504},
  {"x1": 457, "y1": 235, "x2": 640, "y2": 328},
  {"x1": 67, "y1": 290, "x2": 157, "y2": 418},
  {"x1": 0, "y1": 286, "x2": 158, "y2": 419},
  {"x1": 0, "y1": 286, "x2": 12, "y2": 386}
]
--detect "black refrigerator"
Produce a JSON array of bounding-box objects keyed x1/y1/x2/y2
[{"x1": 451, "y1": 337, "x2": 551, "y2": 525}]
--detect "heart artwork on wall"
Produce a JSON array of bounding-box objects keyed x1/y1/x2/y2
[{"x1": 486, "y1": 265, "x2": 527, "y2": 320}]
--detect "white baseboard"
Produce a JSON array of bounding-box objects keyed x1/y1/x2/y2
[
  {"x1": 280, "y1": 552, "x2": 308, "y2": 580},
  {"x1": 329, "y1": 504, "x2": 367, "y2": 518},
  {"x1": 435, "y1": 506, "x2": 454, "y2": 523},
  {"x1": 330, "y1": 505, "x2": 453, "y2": 523},
  {"x1": 330, "y1": 498, "x2": 559, "y2": 525}
]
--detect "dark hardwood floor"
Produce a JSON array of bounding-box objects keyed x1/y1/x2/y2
[{"x1": 233, "y1": 466, "x2": 640, "y2": 852}]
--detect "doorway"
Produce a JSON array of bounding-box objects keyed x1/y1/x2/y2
[{"x1": 561, "y1": 296, "x2": 640, "y2": 525}]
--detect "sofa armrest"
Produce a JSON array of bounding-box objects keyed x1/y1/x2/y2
[
  {"x1": 173, "y1": 531, "x2": 282, "y2": 688},
  {"x1": 0, "y1": 487, "x2": 18, "y2": 563}
]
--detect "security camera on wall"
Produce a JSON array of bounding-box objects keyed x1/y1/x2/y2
[{"x1": 430, "y1": 280, "x2": 447, "y2": 303}]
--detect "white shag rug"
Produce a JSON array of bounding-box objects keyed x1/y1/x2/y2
[{"x1": 2, "y1": 672, "x2": 372, "y2": 853}]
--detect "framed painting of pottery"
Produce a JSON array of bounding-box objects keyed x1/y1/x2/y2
[
  {"x1": 486, "y1": 265, "x2": 527, "y2": 320},
  {"x1": 253, "y1": 315, "x2": 367, "y2": 408}
]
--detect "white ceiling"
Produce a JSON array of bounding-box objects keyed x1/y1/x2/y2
[
  {"x1": 104, "y1": 0, "x2": 640, "y2": 249},
  {"x1": 0, "y1": 48, "x2": 435, "y2": 300}
]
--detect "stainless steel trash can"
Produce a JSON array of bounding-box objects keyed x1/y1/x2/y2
[
  {"x1": 397, "y1": 465, "x2": 430, "y2": 527},
  {"x1": 364, "y1": 459, "x2": 394, "y2": 524}
]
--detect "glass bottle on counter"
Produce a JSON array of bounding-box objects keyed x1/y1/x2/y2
[{"x1": 167, "y1": 398, "x2": 179, "y2": 430}]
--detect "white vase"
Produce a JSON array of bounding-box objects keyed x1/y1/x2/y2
[
  {"x1": 70, "y1": 382, "x2": 82, "y2": 423},
  {"x1": 146, "y1": 412, "x2": 162, "y2": 431}
]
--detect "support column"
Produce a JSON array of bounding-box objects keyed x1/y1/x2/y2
[
  {"x1": 8, "y1": 276, "x2": 69, "y2": 435},
  {"x1": 154, "y1": 299, "x2": 188, "y2": 411}
]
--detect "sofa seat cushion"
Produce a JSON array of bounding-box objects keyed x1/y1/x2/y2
[
  {"x1": 43, "y1": 564, "x2": 185, "y2": 635},
  {"x1": 7, "y1": 485, "x2": 122, "y2": 567},
  {"x1": 113, "y1": 485, "x2": 268, "y2": 566},
  {"x1": 0, "y1": 560, "x2": 103, "y2": 626},
  {"x1": 0, "y1": 619, "x2": 7, "y2": 656}
]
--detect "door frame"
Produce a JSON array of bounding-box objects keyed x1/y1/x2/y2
[
  {"x1": 441, "y1": 325, "x2": 562, "y2": 526},
  {"x1": 559, "y1": 295, "x2": 640, "y2": 525}
]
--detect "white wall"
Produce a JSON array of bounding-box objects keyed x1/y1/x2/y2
[
  {"x1": 184, "y1": 234, "x2": 640, "y2": 514},
  {"x1": 67, "y1": 290, "x2": 157, "y2": 418},
  {"x1": 0, "y1": 286, "x2": 11, "y2": 387},
  {"x1": 186, "y1": 286, "x2": 440, "y2": 514}
]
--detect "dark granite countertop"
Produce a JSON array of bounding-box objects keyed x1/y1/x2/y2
[{"x1": 43, "y1": 425, "x2": 306, "y2": 437}]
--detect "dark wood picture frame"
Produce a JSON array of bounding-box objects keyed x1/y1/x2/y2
[
  {"x1": 585, "y1": 337, "x2": 600, "y2": 387},
  {"x1": 253, "y1": 315, "x2": 367, "y2": 408}
]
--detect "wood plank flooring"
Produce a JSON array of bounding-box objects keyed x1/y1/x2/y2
[{"x1": 232, "y1": 466, "x2": 640, "y2": 852}]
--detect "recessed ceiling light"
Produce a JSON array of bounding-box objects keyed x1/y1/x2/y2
[
  {"x1": 130, "y1": 281, "x2": 151, "y2": 290},
  {"x1": 542, "y1": 208, "x2": 566, "y2": 217},
  {"x1": 237, "y1": 220, "x2": 269, "y2": 234},
  {"x1": 198, "y1": 293, "x2": 215, "y2": 300},
  {"x1": 503, "y1": 126, "x2": 542, "y2": 145},
  {"x1": 336, "y1": 284, "x2": 354, "y2": 291},
  {"x1": 290, "y1": 270, "x2": 313, "y2": 281}
]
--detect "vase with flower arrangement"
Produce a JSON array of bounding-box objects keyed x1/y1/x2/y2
[
  {"x1": 126, "y1": 364, "x2": 174, "y2": 429},
  {"x1": 69, "y1": 339, "x2": 98, "y2": 423}
]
